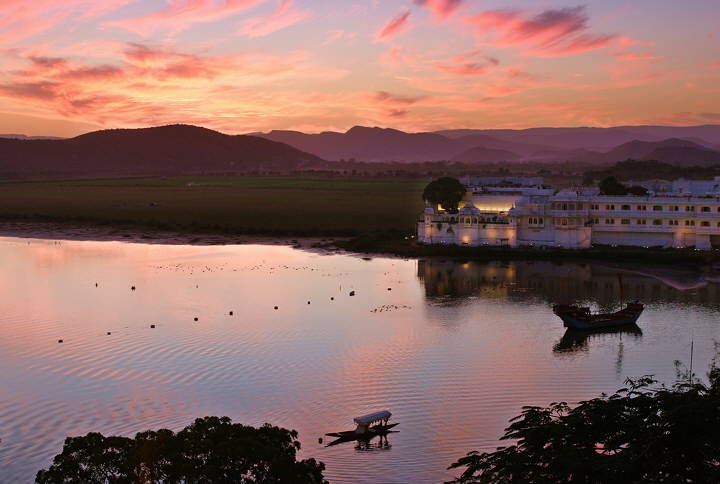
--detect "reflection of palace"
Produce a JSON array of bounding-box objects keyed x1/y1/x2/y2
[{"x1": 417, "y1": 259, "x2": 720, "y2": 308}]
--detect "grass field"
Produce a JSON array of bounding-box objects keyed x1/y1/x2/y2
[{"x1": 0, "y1": 176, "x2": 429, "y2": 236}]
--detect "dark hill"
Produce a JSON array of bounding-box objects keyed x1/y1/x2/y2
[
  {"x1": 594, "y1": 138, "x2": 720, "y2": 165},
  {"x1": 0, "y1": 125, "x2": 322, "y2": 177}
]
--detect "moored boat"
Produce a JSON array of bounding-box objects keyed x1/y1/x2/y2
[{"x1": 553, "y1": 302, "x2": 644, "y2": 330}]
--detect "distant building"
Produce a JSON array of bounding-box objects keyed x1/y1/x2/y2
[{"x1": 418, "y1": 176, "x2": 720, "y2": 250}]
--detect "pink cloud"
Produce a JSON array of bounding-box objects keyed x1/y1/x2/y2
[
  {"x1": 464, "y1": 6, "x2": 617, "y2": 57},
  {"x1": 237, "y1": 0, "x2": 310, "y2": 38},
  {"x1": 413, "y1": 0, "x2": 464, "y2": 20},
  {"x1": 105, "y1": 0, "x2": 268, "y2": 36},
  {"x1": 433, "y1": 50, "x2": 499, "y2": 76},
  {"x1": 375, "y1": 10, "x2": 411, "y2": 42},
  {"x1": 373, "y1": 91, "x2": 424, "y2": 105}
]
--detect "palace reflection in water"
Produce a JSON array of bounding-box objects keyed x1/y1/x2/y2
[{"x1": 417, "y1": 259, "x2": 720, "y2": 308}]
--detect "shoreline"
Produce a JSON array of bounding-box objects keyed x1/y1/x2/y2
[
  {"x1": 0, "y1": 219, "x2": 716, "y2": 266},
  {"x1": 0, "y1": 220, "x2": 336, "y2": 251}
]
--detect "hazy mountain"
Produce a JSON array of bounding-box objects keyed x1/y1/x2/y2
[
  {"x1": 254, "y1": 125, "x2": 720, "y2": 162},
  {"x1": 451, "y1": 146, "x2": 522, "y2": 163},
  {"x1": 255, "y1": 126, "x2": 552, "y2": 162},
  {"x1": 0, "y1": 125, "x2": 323, "y2": 178},
  {"x1": 592, "y1": 138, "x2": 720, "y2": 165},
  {"x1": 257, "y1": 126, "x2": 461, "y2": 162},
  {"x1": 436, "y1": 125, "x2": 720, "y2": 152}
]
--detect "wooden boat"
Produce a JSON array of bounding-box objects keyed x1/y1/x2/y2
[
  {"x1": 325, "y1": 410, "x2": 399, "y2": 447},
  {"x1": 553, "y1": 302, "x2": 644, "y2": 330},
  {"x1": 553, "y1": 274, "x2": 643, "y2": 330}
]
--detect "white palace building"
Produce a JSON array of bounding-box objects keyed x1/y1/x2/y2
[{"x1": 418, "y1": 176, "x2": 720, "y2": 250}]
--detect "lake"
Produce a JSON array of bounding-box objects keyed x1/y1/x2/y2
[{"x1": 1, "y1": 236, "x2": 719, "y2": 483}]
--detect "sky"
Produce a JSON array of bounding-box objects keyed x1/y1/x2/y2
[{"x1": 0, "y1": 0, "x2": 718, "y2": 137}]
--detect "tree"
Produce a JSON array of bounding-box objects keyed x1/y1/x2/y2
[
  {"x1": 447, "y1": 364, "x2": 720, "y2": 483},
  {"x1": 598, "y1": 176, "x2": 628, "y2": 196},
  {"x1": 423, "y1": 177, "x2": 467, "y2": 213},
  {"x1": 36, "y1": 417, "x2": 327, "y2": 484},
  {"x1": 627, "y1": 185, "x2": 649, "y2": 196}
]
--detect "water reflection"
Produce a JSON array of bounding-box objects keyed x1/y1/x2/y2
[
  {"x1": 417, "y1": 259, "x2": 720, "y2": 309},
  {"x1": 1, "y1": 238, "x2": 720, "y2": 484},
  {"x1": 553, "y1": 327, "x2": 644, "y2": 354}
]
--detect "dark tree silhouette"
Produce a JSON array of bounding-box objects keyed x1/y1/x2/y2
[
  {"x1": 598, "y1": 176, "x2": 628, "y2": 195},
  {"x1": 627, "y1": 185, "x2": 649, "y2": 196},
  {"x1": 422, "y1": 177, "x2": 467, "y2": 213},
  {"x1": 447, "y1": 365, "x2": 720, "y2": 483},
  {"x1": 36, "y1": 417, "x2": 327, "y2": 484}
]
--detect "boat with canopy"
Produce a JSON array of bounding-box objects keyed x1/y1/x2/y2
[{"x1": 325, "y1": 410, "x2": 398, "y2": 446}]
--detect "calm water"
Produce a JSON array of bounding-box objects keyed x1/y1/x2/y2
[{"x1": 1, "y1": 237, "x2": 719, "y2": 483}]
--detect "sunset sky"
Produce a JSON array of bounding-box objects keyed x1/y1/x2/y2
[{"x1": 1, "y1": 0, "x2": 718, "y2": 136}]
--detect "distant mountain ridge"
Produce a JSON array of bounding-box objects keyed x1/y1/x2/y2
[
  {"x1": 253, "y1": 125, "x2": 720, "y2": 165},
  {"x1": 0, "y1": 125, "x2": 323, "y2": 177}
]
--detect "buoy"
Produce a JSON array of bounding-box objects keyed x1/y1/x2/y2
[
  {"x1": 150, "y1": 324, "x2": 156, "y2": 328},
  {"x1": 387, "y1": 288, "x2": 392, "y2": 291},
  {"x1": 349, "y1": 291, "x2": 355, "y2": 296},
  {"x1": 58, "y1": 339, "x2": 63, "y2": 343},
  {"x1": 229, "y1": 311, "x2": 234, "y2": 316},
  {"x1": 194, "y1": 317, "x2": 199, "y2": 322},
  {"x1": 330, "y1": 297, "x2": 334, "y2": 301},
  {"x1": 131, "y1": 286, "x2": 136, "y2": 291},
  {"x1": 318, "y1": 437, "x2": 323, "y2": 444},
  {"x1": 95, "y1": 283, "x2": 98, "y2": 287},
  {"x1": 274, "y1": 306, "x2": 279, "y2": 310},
  {"x1": 307, "y1": 301, "x2": 311, "y2": 305},
  {"x1": 107, "y1": 332, "x2": 111, "y2": 335}
]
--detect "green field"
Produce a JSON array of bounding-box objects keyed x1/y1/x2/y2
[{"x1": 0, "y1": 176, "x2": 429, "y2": 236}]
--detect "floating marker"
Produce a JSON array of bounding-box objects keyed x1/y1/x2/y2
[
  {"x1": 58, "y1": 339, "x2": 63, "y2": 343},
  {"x1": 274, "y1": 306, "x2": 279, "y2": 310},
  {"x1": 387, "y1": 288, "x2": 392, "y2": 291},
  {"x1": 330, "y1": 297, "x2": 334, "y2": 301},
  {"x1": 150, "y1": 324, "x2": 156, "y2": 328},
  {"x1": 349, "y1": 291, "x2": 355, "y2": 296},
  {"x1": 307, "y1": 301, "x2": 311, "y2": 305},
  {"x1": 107, "y1": 332, "x2": 111, "y2": 335},
  {"x1": 229, "y1": 311, "x2": 234, "y2": 316},
  {"x1": 131, "y1": 286, "x2": 136, "y2": 291},
  {"x1": 194, "y1": 317, "x2": 199, "y2": 322}
]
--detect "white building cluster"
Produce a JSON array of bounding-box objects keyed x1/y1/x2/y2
[{"x1": 418, "y1": 176, "x2": 720, "y2": 250}]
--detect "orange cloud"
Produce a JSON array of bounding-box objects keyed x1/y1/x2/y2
[
  {"x1": 376, "y1": 10, "x2": 411, "y2": 42},
  {"x1": 464, "y1": 6, "x2": 617, "y2": 57}
]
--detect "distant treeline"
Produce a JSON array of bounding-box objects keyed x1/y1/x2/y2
[
  {"x1": 583, "y1": 160, "x2": 720, "y2": 185},
  {"x1": 298, "y1": 159, "x2": 593, "y2": 178}
]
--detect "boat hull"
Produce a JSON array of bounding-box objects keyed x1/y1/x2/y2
[
  {"x1": 553, "y1": 303, "x2": 644, "y2": 330},
  {"x1": 325, "y1": 423, "x2": 399, "y2": 446}
]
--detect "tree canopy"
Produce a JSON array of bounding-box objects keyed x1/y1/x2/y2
[
  {"x1": 598, "y1": 176, "x2": 629, "y2": 195},
  {"x1": 36, "y1": 416, "x2": 327, "y2": 484},
  {"x1": 422, "y1": 177, "x2": 467, "y2": 213},
  {"x1": 447, "y1": 365, "x2": 720, "y2": 483}
]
